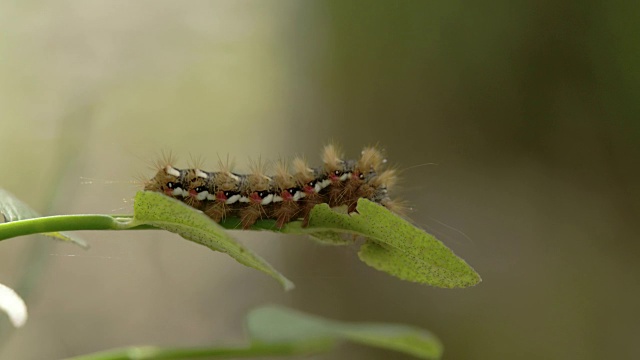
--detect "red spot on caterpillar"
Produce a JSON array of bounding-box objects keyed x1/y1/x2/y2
[
  {"x1": 249, "y1": 192, "x2": 262, "y2": 203},
  {"x1": 281, "y1": 190, "x2": 293, "y2": 201},
  {"x1": 164, "y1": 188, "x2": 173, "y2": 196},
  {"x1": 216, "y1": 191, "x2": 227, "y2": 202},
  {"x1": 189, "y1": 189, "x2": 198, "y2": 197}
]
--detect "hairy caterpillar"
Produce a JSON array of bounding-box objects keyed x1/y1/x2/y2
[{"x1": 143, "y1": 144, "x2": 401, "y2": 229}]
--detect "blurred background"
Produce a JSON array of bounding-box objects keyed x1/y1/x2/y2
[{"x1": 0, "y1": 1, "x2": 638, "y2": 359}]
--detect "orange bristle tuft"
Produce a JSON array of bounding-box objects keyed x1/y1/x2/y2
[
  {"x1": 371, "y1": 169, "x2": 398, "y2": 190},
  {"x1": 187, "y1": 154, "x2": 206, "y2": 172},
  {"x1": 150, "y1": 150, "x2": 177, "y2": 173},
  {"x1": 273, "y1": 159, "x2": 295, "y2": 189},
  {"x1": 322, "y1": 143, "x2": 344, "y2": 172},
  {"x1": 292, "y1": 157, "x2": 314, "y2": 185},
  {"x1": 246, "y1": 157, "x2": 271, "y2": 191},
  {"x1": 358, "y1": 146, "x2": 385, "y2": 173},
  {"x1": 380, "y1": 198, "x2": 411, "y2": 217}
]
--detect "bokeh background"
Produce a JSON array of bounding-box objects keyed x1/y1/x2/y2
[{"x1": 1, "y1": 1, "x2": 638, "y2": 359}]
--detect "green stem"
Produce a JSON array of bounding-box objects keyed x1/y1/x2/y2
[
  {"x1": 0, "y1": 215, "x2": 149, "y2": 241},
  {"x1": 65, "y1": 342, "x2": 329, "y2": 360},
  {"x1": 0, "y1": 212, "x2": 295, "y2": 243}
]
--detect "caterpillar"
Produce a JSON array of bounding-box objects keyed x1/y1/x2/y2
[{"x1": 143, "y1": 144, "x2": 401, "y2": 229}]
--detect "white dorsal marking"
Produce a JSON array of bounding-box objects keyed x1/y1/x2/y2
[
  {"x1": 196, "y1": 191, "x2": 209, "y2": 201},
  {"x1": 227, "y1": 194, "x2": 241, "y2": 204},
  {"x1": 261, "y1": 194, "x2": 274, "y2": 205},
  {"x1": 172, "y1": 188, "x2": 185, "y2": 197},
  {"x1": 165, "y1": 166, "x2": 181, "y2": 177},
  {"x1": 196, "y1": 170, "x2": 208, "y2": 179},
  {"x1": 319, "y1": 179, "x2": 331, "y2": 190}
]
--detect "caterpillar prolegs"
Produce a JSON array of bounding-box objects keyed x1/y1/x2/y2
[{"x1": 143, "y1": 145, "x2": 401, "y2": 229}]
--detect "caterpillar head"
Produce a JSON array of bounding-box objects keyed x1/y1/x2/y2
[{"x1": 144, "y1": 164, "x2": 186, "y2": 197}]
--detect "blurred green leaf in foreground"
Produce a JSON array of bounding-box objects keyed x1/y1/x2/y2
[{"x1": 67, "y1": 305, "x2": 443, "y2": 360}]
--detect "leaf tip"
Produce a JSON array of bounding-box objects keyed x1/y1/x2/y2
[
  {"x1": 0, "y1": 283, "x2": 27, "y2": 328},
  {"x1": 283, "y1": 279, "x2": 296, "y2": 291}
]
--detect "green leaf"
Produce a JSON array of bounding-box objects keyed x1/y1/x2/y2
[
  {"x1": 65, "y1": 305, "x2": 443, "y2": 360},
  {"x1": 63, "y1": 343, "x2": 323, "y2": 360},
  {"x1": 0, "y1": 188, "x2": 477, "y2": 289},
  {"x1": 306, "y1": 199, "x2": 481, "y2": 288},
  {"x1": 131, "y1": 191, "x2": 294, "y2": 290},
  {"x1": 0, "y1": 188, "x2": 87, "y2": 248},
  {"x1": 280, "y1": 221, "x2": 354, "y2": 245},
  {"x1": 0, "y1": 282, "x2": 27, "y2": 328},
  {"x1": 247, "y1": 305, "x2": 443, "y2": 359}
]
